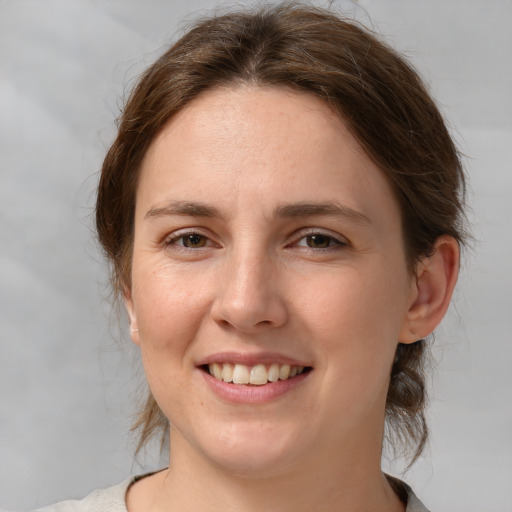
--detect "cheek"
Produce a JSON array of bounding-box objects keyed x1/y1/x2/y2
[
  {"x1": 299, "y1": 262, "x2": 409, "y2": 391},
  {"x1": 297, "y1": 264, "x2": 408, "y2": 344},
  {"x1": 130, "y1": 264, "x2": 212, "y2": 416},
  {"x1": 131, "y1": 260, "x2": 214, "y2": 358},
  {"x1": 296, "y1": 271, "x2": 406, "y2": 428}
]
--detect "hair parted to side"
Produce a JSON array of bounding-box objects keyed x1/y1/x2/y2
[{"x1": 96, "y1": 3, "x2": 466, "y2": 464}]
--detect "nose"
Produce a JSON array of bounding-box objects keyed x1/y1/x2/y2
[{"x1": 210, "y1": 247, "x2": 288, "y2": 333}]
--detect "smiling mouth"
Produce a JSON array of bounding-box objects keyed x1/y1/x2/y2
[{"x1": 202, "y1": 363, "x2": 312, "y2": 385}]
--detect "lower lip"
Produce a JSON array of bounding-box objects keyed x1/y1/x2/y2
[{"x1": 200, "y1": 369, "x2": 311, "y2": 404}]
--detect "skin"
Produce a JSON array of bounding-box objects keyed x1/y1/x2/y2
[{"x1": 124, "y1": 86, "x2": 459, "y2": 512}]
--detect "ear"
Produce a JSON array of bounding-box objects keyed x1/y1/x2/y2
[
  {"x1": 123, "y1": 286, "x2": 140, "y2": 346},
  {"x1": 399, "y1": 235, "x2": 460, "y2": 343}
]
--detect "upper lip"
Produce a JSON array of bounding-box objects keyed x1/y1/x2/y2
[{"x1": 197, "y1": 351, "x2": 311, "y2": 367}]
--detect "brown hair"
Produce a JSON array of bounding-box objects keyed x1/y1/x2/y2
[{"x1": 96, "y1": 3, "x2": 466, "y2": 463}]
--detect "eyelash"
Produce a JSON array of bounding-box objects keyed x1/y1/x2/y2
[
  {"x1": 164, "y1": 231, "x2": 216, "y2": 249},
  {"x1": 163, "y1": 229, "x2": 348, "y2": 253},
  {"x1": 291, "y1": 231, "x2": 348, "y2": 251}
]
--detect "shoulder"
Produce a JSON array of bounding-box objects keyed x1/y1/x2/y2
[
  {"x1": 387, "y1": 474, "x2": 430, "y2": 512},
  {"x1": 405, "y1": 484, "x2": 431, "y2": 512},
  {"x1": 32, "y1": 477, "x2": 134, "y2": 512},
  {"x1": 3, "y1": 473, "x2": 430, "y2": 512}
]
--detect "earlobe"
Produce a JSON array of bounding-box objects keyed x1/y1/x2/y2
[
  {"x1": 123, "y1": 287, "x2": 140, "y2": 346},
  {"x1": 399, "y1": 236, "x2": 460, "y2": 344}
]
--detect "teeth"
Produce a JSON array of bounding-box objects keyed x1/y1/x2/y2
[
  {"x1": 279, "y1": 364, "x2": 290, "y2": 380},
  {"x1": 232, "y1": 364, "x2": 250, "y2": 384},
  {"x1": 221, "y1": 363, "x2": 234, "y2": 383},
  {"x1": 249, "y1": 364, "x2": 268, "y2": 385},
  {"x1": 211, "y1": 362, "x2": 222, "y2": 380},
  {"x1": 268, "y1": 363, "x2": 280, "y2": 382},
  {"x1": 207, "y1": 362, "x2": 307, "y2": 385}
]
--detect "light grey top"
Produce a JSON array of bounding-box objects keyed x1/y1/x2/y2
[{"x1": 23, "y1": 475, "x2": 430, "y2": 512}]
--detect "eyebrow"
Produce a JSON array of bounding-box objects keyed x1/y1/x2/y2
[
  {"x1": 145, "y1": 200, "x2": 224, "y2": 221},
  {"x1": 145, "y1": 199, "x2": 371, "y2": 224},
  {"x1": 274, "y1": 201, "x2": 371, "y2": 224}
]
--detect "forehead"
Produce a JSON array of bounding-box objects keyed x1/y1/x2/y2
[
  {"x1": 137, "y1": 85, "x2": 400, "y2": 227},
  {"x1": 163, "y1": 85, "x2": 342, "y2": 144},
  {"x1": 143, "y1": 85, "x2": 351, "y2": 172}
]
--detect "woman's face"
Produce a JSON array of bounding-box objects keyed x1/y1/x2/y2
[{"x1": 126, "y1": 86, "x2": 417, "y2": 474}]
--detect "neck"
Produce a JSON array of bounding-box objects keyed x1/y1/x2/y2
[{"x1": 141, "y1": 430, "x2": 405, "y2": 512}]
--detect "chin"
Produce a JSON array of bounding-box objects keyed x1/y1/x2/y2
[
  {"x1": 208, "y1": 447, "x2": 298, "y2": 478},
  {"x1": 191, "y1": 421, "x2": 305, "y2": 477}
]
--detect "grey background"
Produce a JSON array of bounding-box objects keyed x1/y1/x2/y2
[{"x1": 1, "y1": 1, "x2": 511, "y2": 510}]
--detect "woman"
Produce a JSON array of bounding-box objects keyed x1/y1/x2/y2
[{"x1": 38, "y1": 4, "x2": 464, "y2": 511}]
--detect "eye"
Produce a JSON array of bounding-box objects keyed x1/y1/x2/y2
[
  {"x1": 294, "y1": 232, "x2": 347, "y2": 250},
  {"x1": 181, "y1": 233, "x2": 208, "y2": 248},
  {"x1": 165, "y1": 232, "x2": 213, "y2": 249}
]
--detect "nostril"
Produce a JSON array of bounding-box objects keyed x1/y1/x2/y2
[{"x1": 210, "y1": 280, "x2": 288, "y2": 333}]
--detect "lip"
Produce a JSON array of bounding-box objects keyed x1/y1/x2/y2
[
  {"x1": 196, "y1": 351, "x2": 313, "y2": 404},
  {"x1": 200, "y1": 368, "x2": 311, "y2": 404},
  {"x1": 197, "y1": 351, "x2": 310, "y2": 367}
]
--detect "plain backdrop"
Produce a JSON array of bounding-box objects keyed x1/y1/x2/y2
[{"x1": 1, "y1": 1, "x2": 511, "y2": 510}]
